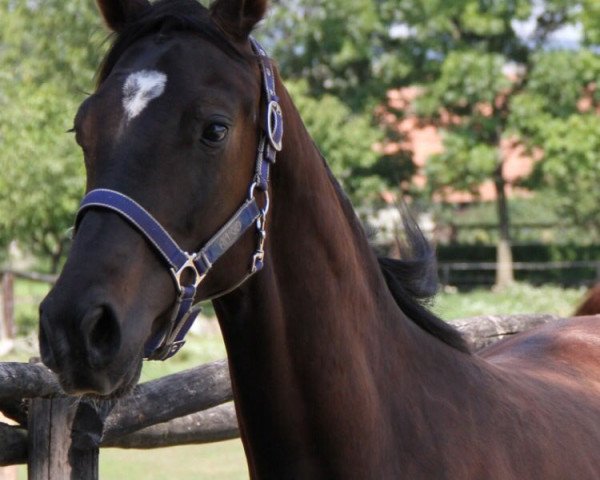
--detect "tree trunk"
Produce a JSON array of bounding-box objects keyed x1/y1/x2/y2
[{"x1": 493, "y1": 159, "x2": 514, "y2": 289}]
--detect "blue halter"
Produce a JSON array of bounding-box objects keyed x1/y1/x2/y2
[{"x1": 75, "y1": 39, "x2": 283, "y2": 360}]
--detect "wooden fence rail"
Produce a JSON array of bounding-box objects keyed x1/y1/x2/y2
[{"x1": 438, "y1": 260, "x2": 600, "y2": 287}]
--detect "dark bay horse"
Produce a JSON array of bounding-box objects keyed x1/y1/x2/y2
[{"x1": 39, "y1": 0, "x2": 600, "y2": 478}]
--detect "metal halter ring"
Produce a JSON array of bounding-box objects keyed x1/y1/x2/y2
[
  {"x1": 248, "y1": 181, "x2": 270, "y2": 216},
  {"x1": 267, "y1": 100, "x2": 283, "y2": 152},
  {"x1": 171, "y1": 254, "x2": 205, "y2": 292}
]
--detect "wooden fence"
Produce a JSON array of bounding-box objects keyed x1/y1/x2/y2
[
  {"x1": 0, "y1": 313, "x2": 563, "y2": 479},
  {"x1": 0, "y1": 359, "x2": 237, "y2": 479},
  {"x1": 438, "y1": 260, "x2": 600, "y2": 288}
]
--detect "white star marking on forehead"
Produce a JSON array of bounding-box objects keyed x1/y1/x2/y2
[{"x1": 122, "y1": 70, "x2": 167, "y2": 121}]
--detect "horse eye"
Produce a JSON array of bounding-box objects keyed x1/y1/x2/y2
[{"x1": 201, "y1": 123, "x2": 228, "y2": 144}]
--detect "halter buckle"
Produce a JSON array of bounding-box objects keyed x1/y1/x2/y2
[{"x1": 171, "y1": 254, "x2": 205, "y2": 293}]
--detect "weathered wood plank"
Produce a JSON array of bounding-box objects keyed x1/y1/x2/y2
[
  {"x1": 0, "y1": 363, "x2": 61, "y2": 399},
  {"x1": 453, "y1": 314, "x2": 562, "y2": 351},
  {"x1": 28, "y1": 397, "x2": 70, "y2": 479},
  {"x1": 0, "y1": 404, "x2": 239, "y2": 464},
  {"x1": 1, "y1": 273, "x2": 15, "y2": 342},
  {"x1": 102, "y1": 359, "x2": 232, "y2": 442},
  {"x1": 27, "y1": 397, "x2": 98, "y2": 480},
  {"x1": 103, "y1": 402, "x2": 239, "y2": 448},
  {"x1": 0, "y1": 270, "x2": 57, "y2": 285}
]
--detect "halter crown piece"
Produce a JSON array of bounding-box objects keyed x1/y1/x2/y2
[{"x1": 75, "y1": 39, "x2": 283, "y2": 360}]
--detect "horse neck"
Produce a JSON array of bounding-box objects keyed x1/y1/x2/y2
[{"x1": 212, "y1": 83, "x2": 466, "y2": 477}]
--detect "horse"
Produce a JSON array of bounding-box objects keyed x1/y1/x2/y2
[
  {"x1": 38, "y1": 0, "x2": 600, "y2": 478},
  {"x1": 575, "y1": 283, "x2": 600, "y2": 316}
]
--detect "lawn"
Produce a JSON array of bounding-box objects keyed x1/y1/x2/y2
[
  {"x1": 2, "y1": 279, "x2": 589, "y2": 479},
  {"x1": 432, "y1": 282, "x2": 586, "y2": 321}
]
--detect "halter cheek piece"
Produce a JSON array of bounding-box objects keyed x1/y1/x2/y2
[{"x1": 74, "y1": 39, "x2": 283, "y2": 360}]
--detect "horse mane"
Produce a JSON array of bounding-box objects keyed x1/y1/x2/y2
[
  {"x1": 96, "y1": 0, "x2": 251, "y2": 85},
  {"x1": 315, "y1": 147, "x2": 470, "y2": 353}
]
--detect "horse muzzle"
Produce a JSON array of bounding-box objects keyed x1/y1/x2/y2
[{"x1": 38, "y1": 296, "x2": 136, "y2": 396}]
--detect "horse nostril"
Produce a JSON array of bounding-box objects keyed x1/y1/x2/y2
[{"x1": 82, "y1": 305, "x2": 121, "y2": 368}]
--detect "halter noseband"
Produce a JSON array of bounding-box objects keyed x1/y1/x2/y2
[{"x1": 75, "y1": 39, "x2": 283, "y2": 360}]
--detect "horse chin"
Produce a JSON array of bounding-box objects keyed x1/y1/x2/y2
[
  {"x1": 58, "y1": 354, "x2": 143, "y2": 399},
  {"x1": 103, "y1": 356, "x2": 143, "y2": 399}
]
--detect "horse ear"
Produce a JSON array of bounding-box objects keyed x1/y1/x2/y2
[
  {"x1": 96, "y1": 0, "x2": 151, "y2": 32},
  {"x1": 209, "y1": 0, "x2": 268, "y2": 40}
]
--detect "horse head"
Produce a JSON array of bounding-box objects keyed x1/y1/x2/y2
[{"x1": 39, "y1": 0, "x2": 273, "y2": 396}]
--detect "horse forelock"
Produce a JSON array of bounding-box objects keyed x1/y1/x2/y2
[{"x1": 96, "y1": 0, "x2": 252, "y2": 87}]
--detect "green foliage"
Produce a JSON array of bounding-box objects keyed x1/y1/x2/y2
[
  {"x1": 261, "y1": 0, "x2": 407, "y2": 110},
  {"x1": 509, "y1": 49, "x2": 600, "y2": 238},
  {"x1": 11, "y1": 279, "x2": 51, "y2": 336},
  {"x1": 3, "y1": 0, "x2": 600, "y2": 272},
  {"x1": 0, "y1": 0, "x2": 107, "y2": 270},
  {"x1": 418, "y1": 51, "x2": 512, "y2": 117},
  {"x1": 525, "y1": 50, "x2": 600, "y2": 118},
  {"x1": 0, "y1": 83, "x2": 85, "y2": 270},
  {"x1": 402, "y1": 0, "x2": 600, "y2": 252},
  {"x1": 427, "y1": 129, "x2": 498, "y2": 194},
  {"x1": 528, "y1": 115, "x2": 600, "y2": 236},
  {"x1": 285, "y1": 80, "x2": 385, "y2": 202},
  {"x1": 581, "y1": 0, "x2": 600, "y2": 45}
]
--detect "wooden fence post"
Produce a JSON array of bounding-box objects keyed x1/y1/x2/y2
[
  {"x1": 1, "y1": 273, "x2": 15, "y2": 341},
  {"x1": 28, "y1": 396, "x2": 99, "y2": 480},
  {"x1": 26, "y1": 358, "x2": 100, "y2": 480}
]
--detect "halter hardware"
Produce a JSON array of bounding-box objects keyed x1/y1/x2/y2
[
  {"x1": 171, "y1": 254, "x2": 205, "y2": 292},
  {"x1": 74, "y1": 38, "x2": 282, "y2": 360},
  {"x1": 267, "y1": 100, "x2": 283, "y2": 151}
]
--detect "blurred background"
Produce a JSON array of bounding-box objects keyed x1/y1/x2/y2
[{"x1": 1, "y1": 0, "x2": 599, "y2": 478}]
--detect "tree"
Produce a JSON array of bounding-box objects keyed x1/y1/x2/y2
[
  {"x1": 262, "y1": 0, "x2": 408, "y2": 111},
  {"x1": 0, "y1": 0, "x2": 106, "y2": 271},
  {"x1": 0, "y1": 0, "x2": 400, "y2": 273},
  {"x1": 260, "y1": 0, "x2": 416, "y2": 202},
  {"x1": 398, "y1": 0, "x2": 594, "y2": 288},
  {"x1": 417, "y1": 48, "x2": 518, "y2": 287},
  {"x1": 510, "y1": 48, "x2": 600, "y2": 239},
  {"x1": 285, "y1": 80, "x2": 385, "y2": 203}
]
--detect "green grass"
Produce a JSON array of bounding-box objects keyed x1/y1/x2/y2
[
  {"x1": 15, "y1": 441, "x2": 248, "y2": 480},
  {"x1": 100, "y1": 441, "x2": 248, "y2": 480},
  {"x1": 431, "y1": 282, "x2": 586, "y2": 322},
  {"x1": 18, "y1": 440, "x2": 248, "y2": 480},
  {"x1": 13, "y1": 279, "x2": 51, "y2": 334}
]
